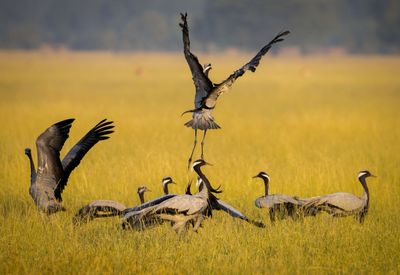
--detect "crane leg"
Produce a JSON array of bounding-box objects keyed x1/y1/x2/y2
[
  {"x1": 188, "y1": 129, "x2": 198, "y2": 169},
  {"x1": 200, "y1": 129, "x2": 207, "y2": 160}
]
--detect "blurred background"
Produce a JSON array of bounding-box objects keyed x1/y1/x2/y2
[{"x1": 0, "y1": 0, "x2": 399, "y2": 54}]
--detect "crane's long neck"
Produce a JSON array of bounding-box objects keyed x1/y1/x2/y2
[
  {"x1": 263, "y1": 180, "x2": 269, "y2": 196},
  {"x1": 359, "y1": 176, "x2": 369, "y2": 208},
  {"x1": 163, "y1": 184, "x2": 169, "y2": 195},
  {"x1": 26, "y1": 150, "x2": 37, "y2": 184},
  {"x1": 138, "y1": 192, "x2": 145, "y2": 204},
  {"x1": 193, "y1": 167, "x2": 212, "y2": 198}
]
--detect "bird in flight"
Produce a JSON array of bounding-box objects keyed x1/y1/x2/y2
[{"x1": 179, "y1": 13, "x2": 290, "y2": 168}]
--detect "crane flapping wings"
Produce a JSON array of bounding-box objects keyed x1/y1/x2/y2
[
  {"x1": 35, "y1": 119, "x2": 75, "y2": 184},
  {"x1": 179, "y1": 12, "x2": 213, "y2": 110},
  {"x1": 203, "y1": 30, "x2": 290, "y2": 109},
  {"x1": 54, "y1": 119, "x2": 114, "y2": 200}
]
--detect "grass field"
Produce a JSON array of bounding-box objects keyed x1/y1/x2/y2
[{"x1": 0, "y1": 51, "x2": 399, "y2": 274}]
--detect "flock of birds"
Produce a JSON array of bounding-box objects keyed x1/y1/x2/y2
[{"x1": 24, "y1": 13, "x2": 376, "y2": 235}]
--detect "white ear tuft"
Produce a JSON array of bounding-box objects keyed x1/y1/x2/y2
[
  {"x1": 162, "y1": 177, "x2": 172, "y2": 186},
  {"x1": 260, "y1": 172, "x2": 270, "y2": 181},
  {"x1": 358, "y1": 171, "x2": 368, "y2": 178},
  {"x1": 192, "y1": 160, "x2": 202, "y2": 167}
]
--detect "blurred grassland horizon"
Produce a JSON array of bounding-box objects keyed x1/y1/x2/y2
[{"x1": 1, "y1": 0, "x2": 400, "y2": 54}]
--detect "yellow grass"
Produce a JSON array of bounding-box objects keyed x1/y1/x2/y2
[{"x1": 0, "y1": 51, "x2": 399, "y2": 274}]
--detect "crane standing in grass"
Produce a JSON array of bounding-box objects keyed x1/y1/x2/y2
[
  {"x1": 25, "y1": 118, "x2": 114, "y2": 214},
  {"x1": 253, "y1": 171, "x2": 305, "y2": 222},
  {"x1": 179, "y1": 13, "x2": 290, "y2": 167},
  {"x1": 302, "y1": 170, "x2": 376, "y2": 223}
]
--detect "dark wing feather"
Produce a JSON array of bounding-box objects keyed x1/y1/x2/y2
[
  {"x1": 215, "y1": 199, "x2": 265, "y2": 228},
  {"x1": 35, "y1": 119, "x2": 75, "y2": 185},
  {"x1": 55, "y1": 119, "x2": 114, "y2": 200},
  {"x1": 204, "y1": 30, "x2": 290, "y2": 108},
  {"x1": 123, "y1": 194, "x2": 177, "y2": 214},
  {"x1": 179, "y1": 13, "x2": 213, "y2": 109},
  {"x1": 214, "y1": 199, "x2": 248, "y2": 220}
]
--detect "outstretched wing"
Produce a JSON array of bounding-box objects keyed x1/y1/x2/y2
[
  {"x1": 179, "y1": 12, "x2": 213, "y2": 109},
  {"x1": 214, "y1": 200, "x2": 265, "y2": 228},
  {"x1": 55, "y1": 119, "x2": 114, "y2": 200},
  {"x1": 203, "y1": 30, "x2": 290, "y2": 108},
  {"x1": 123, "y1": 194, "x2": 177, "y2": 214},
  {"x1": 35, "y1": 119, "x2": 75, "y2": 187},
  {"x1": 214, "y1": 199, "x2": 249, "y2": 220}
]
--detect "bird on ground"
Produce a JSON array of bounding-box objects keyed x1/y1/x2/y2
[
  {"x1": 25, "y1": 118, "x2": 114, "y2": 214},
  {"x1": 73, "y1": 186, "x2": 150, "y2": 225},
  {"x1": 121, "y1": 159, "x2": 222, "y2": 234},
  {"x1": 179, "y1": 13, "x2": 290, "y2": 168},
  {"x1": 253, "y1": 172, "x2": 303, "y2": 222},
  {"x1": 302, "y1": 170, "x2": 376, "y2": 223}
]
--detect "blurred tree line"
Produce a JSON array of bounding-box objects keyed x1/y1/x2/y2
[{"x1": 0, "y1": 0, "x2": 399, "y2": 53}]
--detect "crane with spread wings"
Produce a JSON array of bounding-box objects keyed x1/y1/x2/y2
[
  {"x1": 25, "y1": 118, "x2": 114, "y2": 214},
  {"x1": 179, "y1": 13, "x2": 289, "y2": 168}
]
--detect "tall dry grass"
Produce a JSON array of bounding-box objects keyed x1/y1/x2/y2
[{"x1": 0, "y1": 51, "x2": 399, "y2": 274}]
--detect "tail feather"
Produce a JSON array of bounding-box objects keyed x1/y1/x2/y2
[{"x1": 184, "y1": 118, "x2": 221, "y2": 130}]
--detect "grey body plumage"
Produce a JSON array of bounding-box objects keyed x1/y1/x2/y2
[
  {"x1": 179, "y1": 13, "x2": 290, "y2": 167},
  {"x1": 301, "y1": 170, "x2": 376, "y2": 223},
  {"x1": 25, "y1": 119, "x2": 114, "y2": 214}
]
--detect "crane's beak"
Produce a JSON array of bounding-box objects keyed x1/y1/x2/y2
[
  {"x1": 171, "y1": 181, "x2": 176, "y2": 184},
  {"x1": 252, "y1": 175, "x2": 259, "y2": 179},
  {"x1": 205, "y1": 161, "x2": 213, "y2": 166},
  {"x1": 370, "y1": 174, "x2": 377, "y2": 178}
]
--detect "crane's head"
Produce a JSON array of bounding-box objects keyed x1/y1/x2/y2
[
  {"x1": 253, "y1": 171, "x2": 270, "y2": 183},
  {"x1": 137, "y1": 186, "x2": 151, "y2": 195},
  {"x1": 358, "y1": 170, "x2": 376, "y2": 180},
  {"x1": 162, "y1": 177, "x2": 175, "y2": 187},
  {"x1": 24, "y1": 148, "x2": 32, "y2": 156},
  {"x1": 192, "y1": 159, "x2": 212, "y2": 170}
]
